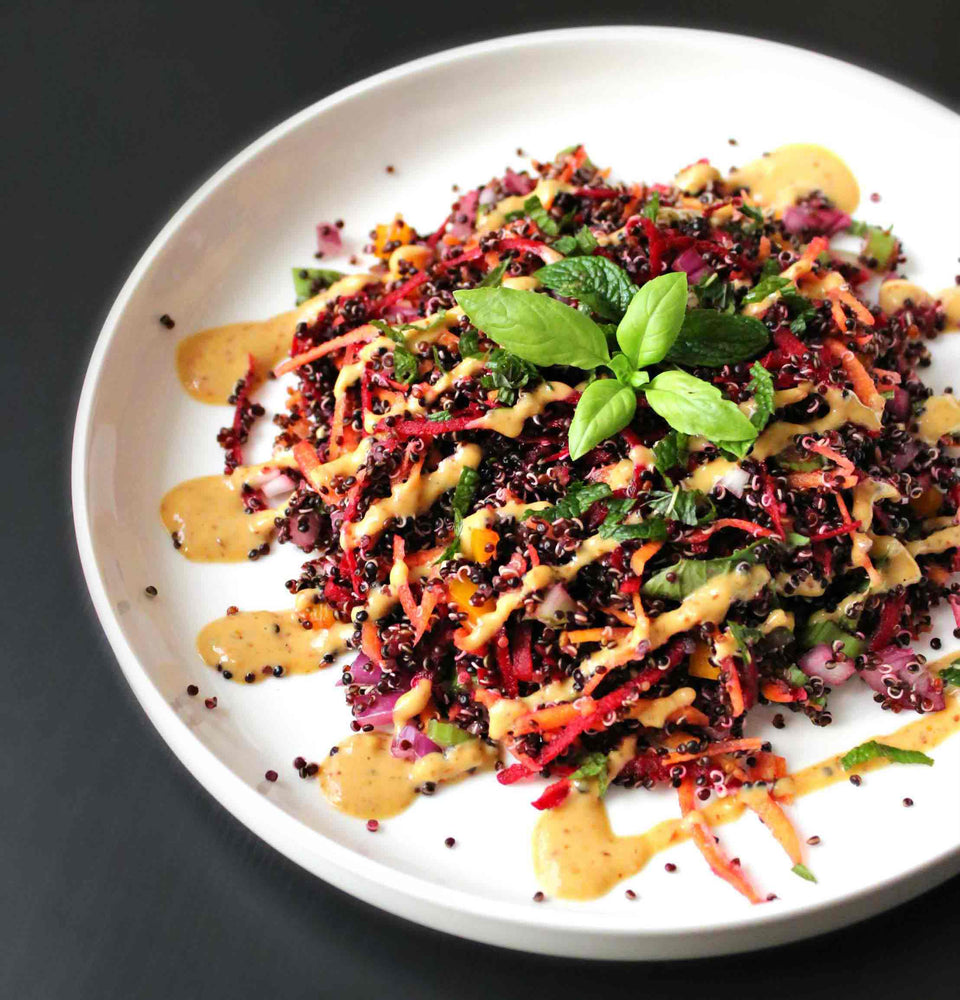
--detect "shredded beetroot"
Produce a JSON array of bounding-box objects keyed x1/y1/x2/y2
[{"x1": 531, "y1": 779, "x2": 571, "y2": 810}]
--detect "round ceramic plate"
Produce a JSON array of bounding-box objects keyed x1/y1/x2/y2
[{"x1": 73, "y1": 27, "x2": 960, "y2": 959}]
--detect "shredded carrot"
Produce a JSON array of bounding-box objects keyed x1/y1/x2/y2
[
  {"x1": 560, "y1": 627, "x2": 632, "y2": 645},
  {"x1": 679, "y1": 777, "x2": 764, "y2": 904},
  {"x1": 824, "y1": 337, "x2": 884, "y2": 411},
  {"x1": 512, "y1": 703, "x2": 583, "y2": 736},
  {"x1": 761, "y1": 680, "x2": 806, "y2": 703},
  {"x1": 741, "y1": 788, "x2": 803, "y2": 866},
  {"x1": 808, "y1": 440, "x2": 855, "y2": 476},
  {"x1": 273, "y1": 325, "x2": 379, "y2": 376},
  {"x1": 469, "y1": 527, "x2": 500, "y2": 564},
  {"x1": 687, "y1": 518, "x2": 778, "y2": 543},
  {"x1": 662, "y1": 738, "x2": 764, "y2": 765},
  {"x1": 667, "y1": 706, "x2": 711, "y2": 727},
  {"x1": 757, "y1": 235, "x2": 771, "y2": 262},
  {"x1": 629, "y1": 541, "x2": 663, "y2": 577},
  {"x1": 328, "y1": 390, "x2": 348, "y2": 460},
  {"x1": 836, "y1": 287, "x2": 875, "y2": 327},
  {"x1": 557, "y1": 145, "x2": 586, "y2": 184}
]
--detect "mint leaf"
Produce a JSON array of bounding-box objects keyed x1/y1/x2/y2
[
  {"x1": 644, "y1": 486, "x2": 714, "y2": 527},
  {"x1": 840, "y1": 740, "x2": 934, "y2": 770},
  {"x1": 426, "y1": 411, "x2": 453, "y2": 422},
  {"x1": 481, "y1": 349, "x2": 540, "y2": 405},
  {"x1": 454, "y1": 287, "x2": 610, "y2": 370},
  {"x1": 568, "y1": 379, "x2": 637, "y2": 461},
  {"x1": 570, "y1": 752, "x2": 610, "y2": 796},
  {"x1": 292, "y1": 267, "x2": 345, "y2": 305},
  {"x1": 694, "y1": 273, "x2": 734, "y2": 312},
  {"x1": 436, "y1": 467, "x2": 481, "y2": 563},
  {"x1": 576, "y1": 226, "x2": 599, "y2": 254},
  {"x1": 371, "y1": 321, "x2": 420, "y2": 384},
  {"x1": 601, "y1": 516, "x2": 668, "y2": 542},
  {"x1": 748, "y1": 362, "x2": 775, "y2": 432},
  {"x1": 643, "y1": 542, "x2": 765, "y2": 600},
  {"x1": 653, "y1": 430, "x2": 689, "y2": 479},
  {"x1": 552, "y1": 235, "x2": 578, "y2": 255},
  {"x1": 665, "y1": 310, "x2": 770, "y2": 367},
  {"x1": 458, "y1": 328, "x2": 482, "y2": 358},
  {"x1": 616, "y1": 272, "x2": 688, "y2": 369},
  {"x1": 526, "y1": 480, "x2": 612, "y2": 523},
  {"x1": 535, "y1": 257, "x2": 638, "y2": 322},
  {"x1": 643, "y1": 370, "x2": 757, "y2": 445},
  {"x1": 524, "y1": 194, "x2": 559, "y2": 237},
  {"x1": 792, "y1": 864, "x2": 818, "y2": 883}
]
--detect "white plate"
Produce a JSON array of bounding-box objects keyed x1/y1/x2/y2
[{"x1": 73, "y1": 27, "x2": 960, "y2": 959}]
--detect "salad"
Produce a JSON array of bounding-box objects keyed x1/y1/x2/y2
[{"x1": 164, "y1": 144, "x2": 960, "y2": 903}]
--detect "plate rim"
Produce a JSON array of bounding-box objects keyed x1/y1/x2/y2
[{"x1": 71, "y1": 24, "x2": 960, "y2": 954}]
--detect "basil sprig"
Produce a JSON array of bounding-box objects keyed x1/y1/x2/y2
[{"x1": 455, "y1": 261, "x2": 769, "y2": 461}]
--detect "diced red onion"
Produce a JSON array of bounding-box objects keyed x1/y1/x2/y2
[
  {"x1": 390, "y1": 724, "x2": 441, "y2": 761},
  {"x1": 345, "y1": 652, "x2": 380, "y2": 686},
  {"x1": 672, "y1": 247, "x2": 713, "y2": 284},
  {"x1": 533, "y1": 583, "x2": 576, "y2": 625},
  {"x1": 288, "y1": 511, "x2": 320, "y2": 550},
  {"x1": 382, "y1": 301, "x2": 420, "y2": 324},
  {"x1": 355, "y1": 690, "x2": 402, "y2": 727},
  {"x1": 717, "y1": 466, "x2": 750, "y2": 498},
  {"x1": 478, "y1": 183, "x2": 498, "y2": 207},
  {"x1": 782, "y1": 205, "x2": 851, "y2": 237},
  {"x1": 448, "y1": 189, "x2": 479, "y2": 240},
  {"x1": 860, "y1": 644, "x2": 946, "y2": 713},
  {"x1": 503, "y1": 168, "x2": 535, "y2": 196},
  {"x1": 316, "y1": 222, "x2": 342, "y2": 256},
  {"x1": 886, "y1": 387, "x2": 911, "y2": 423},
  {"x1": 798, "y1": 644, "x2": 856, "y2": 684},
  {"x1": 261, "y1": 473, "x2": 297, "y2": 497},
  {"x1": 890, "y1": 439, "x2": 920, "y2": 472}
]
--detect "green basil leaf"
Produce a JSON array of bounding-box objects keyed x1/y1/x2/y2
[
  {"x1": 524, "y1": 194, "x2": 559, "y2": 237},
  {"x1": 748, "y1": 361, "x2": 775, "y2": 432},
  {"x1": 454, "y1": 287, "x2": 610, "y2": 369},
  {"x1": 616, "y1": 272, "x2": 688, "y2": 369},
  {"x1": 799, "y1": 620, "x2": 865, "y2": 657},
  {"x1": 840, "y1": 740, "x2": 933, "y2": 770},
  {"x1": 607, "y1": 352, "x2": 636, "y2": 385},
  {"x1": 665, "y1": 310, "x2": 770, "y2": 367},
  {"x1": 292, "y1": 267, "x2": 345, "y2": 306},
  {"x1": 568, "y1": 379, "x2": 637, "y2": 461},
  {"x1": 653, "y1": 430, "x2": 689, "y2": 479},
  {"x1": 643, "y1": 542, "x2": 765, "y2": 600},
  {"x1": 535, "y1": 257, "x2": 638, "y2": 322},
  {"x1": 644, "y1": 370, "x2": 757, "y2": 444},
  {"x1": 525, "y1": 480, "x2": 612, "y2": 523},
  {"x1": 478, "y1": 259, "x2": 509, "y2": 288}
]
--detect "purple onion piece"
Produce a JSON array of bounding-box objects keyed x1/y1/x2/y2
[
  {"x1": 347, "y1": 652, "x2": 380, "y2": 686},
  {"x1": 390, "y1": 724, "x2": 441, "y2": 761},
  {"x1": 448, "y1": 189, "x2": 479, "y2": 240},
  {"x1": 885, "y1": 387, "x2": 911, "y2": 423},
  {"x1": 890, "y1": 439, "x2": 920, "y2": 472},
  {"x1": 316, "y1": 221, "x2": 342, "y2": 256},
  {"x1": 288, "y1": 511, "x2": 320, "y2": 551},
  {"x1": 355, "y1": 690, "x2": 403, "y2": 728},
  {"x1": 782, "y1": 205, "x2": 851, "y2": 237},
  {"x1": 672, "y1": 247, "x2": 713, "y2": 284},
  {"x1": 860, "y1": 644, "x2": 946, "y2": 713},
  {"x1": 798, "y1": 644, "x2": 856, "y2": 684},
  {"x1": 502, "y1": 168, "x2": 535, "y2": 196}
]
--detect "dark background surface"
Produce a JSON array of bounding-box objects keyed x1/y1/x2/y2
[{"x1": 4, "y1": 1, "x2": 959, "y2": 996}]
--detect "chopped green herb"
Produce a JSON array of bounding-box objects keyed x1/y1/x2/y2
[
  {"x1": 940, "y1": 663, "x2": 960, "y2": 688},
  {"x1": 791, "y1": 864, "x2": 817, "y2": 883},
  {"x1": 748, "y1": 362, "x2": 775, "y2": 432},
  {"x1": 458, "y1": 328, "x2": 482, "y2": 358},
  {"x1": 644, "y1": 486, "x2": 714, "y2": 527},
  {"x1": 524, "y1": 194, "x2": 559, "y2": 237},
  {"x1": 653, "y1": 431, "x2": 689, "y2": 481},
  {"x1": 643, "y1": 542, "x2": 765, "y2": 601},
  {"x1": 642, "y1": 191, "x2": 660, "y2": 222},
  {"x1": 840, "y1": 740, "x2": 934, "y2": 771},
  {"x1": 478, "y1": 259, "x2": 509, "y2": 288},
  {"x1": 800, "y1": 620, "x2": 865, "y2": 658},
  {"x1": 525, "y1": 480, "x2": 611, "y2": 523},
  {"x1": 481, "y1": 348, "x2": 540, "y2": 405},
  {"x1": 426, "y1": 410, "x2": 453, "y2": 422},
  {"x1": 570, "y1": 752, "x2": 610, "y2": 797},
  {"x1": 426, "y1": 719, "x2": 474, "y2": 747},
  {"x1": 742, "y1": 274, "x2": 793, "y2": 305},
  {"x1": 436, "y1": 467, "x2": 481, "y2": 563}
]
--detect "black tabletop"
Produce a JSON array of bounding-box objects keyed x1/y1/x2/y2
[{"x1": 4, "y1": 1, "x2": 959, "y2": 996}]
